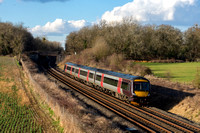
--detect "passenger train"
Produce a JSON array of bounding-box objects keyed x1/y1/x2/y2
[{"x1": 64, "y1": 62, "x2": 150, "y2": 106}]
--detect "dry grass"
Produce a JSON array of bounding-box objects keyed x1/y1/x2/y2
[
  {"x1": 0, "y1": 81, "x2": 14, "y2": 93},
  {"x1": 59, "y1": 51, "x2": 152, "y2": 77},
  {"x1": 22, "y1": 58, "x2": 84, "y2": 132},
  {"x1": 59, "y1": 54, "x2": 200, "y2": 125},
  {"x1": 193, "y1": 68, "x2": 200, "y2": 89},
  {"x1": 0, "y1": 56, "x2": 30, "y2": 105},
  {"x1": 32, "y1": 73, "x2": 81, "y2": 112},
  {"x1": 146, "y1": 74, "x2": 200, "y2": 124},
  {"x1": 31, "y1": 72, "x2": 122, "y2": 132},
  {"x1": 0, "y1": 56, "x2": 45, "y2": 132},
  {"x1": 17, "y1": 88, "x2": 31, "y2": 105},
  {"x1": 32, "y1": 74, "x2": 83, "y2": 131},
  {"x1": 23, "y1": 56, "x2": 123, "y2": 133},
  {"x1": 169, "y1": 95, "x2": 200, "y2": 123},
  {"x1": 105, "y1": 53, "x2": 125, "y2": 71},
  {"x1": 91, "y1": 37, "x2": 110, "y2": 62},
  {"x1": 125, "y1": 63, "x2": 152, "y2": 76}
]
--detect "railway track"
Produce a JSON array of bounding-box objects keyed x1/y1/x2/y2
[{"x1": 47, "y1": 67, "x2": 200, "y2": 133}]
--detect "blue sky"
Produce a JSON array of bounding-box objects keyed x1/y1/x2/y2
[{"x1": 0, "y1": 0, "x2": 200, "y2": 47}]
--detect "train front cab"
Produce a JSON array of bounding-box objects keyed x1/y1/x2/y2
[{"x1": 131, "y1": 79, "x2": 150, "y2": 106}]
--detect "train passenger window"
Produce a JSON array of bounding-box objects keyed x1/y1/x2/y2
[
  {"x1": 80, "y1": 70, "x2": 87, "y2": 76},
  {"x1": 89, "y1": 73, "x2": 94, "y2": 78},
  {"x1": 74, "y1": 69, "x2": 78, "y2": 73},
  {"x1": 104, "y1": 77, "x2": 118, "y2": 86},
  {"x1": 121, "y1": 82, "x2": 129, "y2": 90},
  {"x1": 96, "y1": 75, "x2": 101, "y2": 81},
  {"x1": 67, "y1": 66, "x2": 71, "y2": 71}
]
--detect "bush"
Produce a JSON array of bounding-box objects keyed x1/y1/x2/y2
[
  {"x1": 106, "y1": 54, "x2": 125, "y2": 71},
  {"x1": 0, "y1": 22, "x2": 34, "y2": 56},
  {"x1": 65, "y1": 20, "x2": 200, "y2": 61},
  {"x1": 193, "y1": 68, "x2": 200, "y2": 89},
  {"x1": 92, "y1": 37, "x2": 110, "y2": 62},
  {"x1": 135, "y1": 64, "x2": 152, "y2": 76},
  {"x1": 165, "y1": 71, "x2": 172, "y2": 80},
  {"x1": 127, "y1": 63, "x2": 152, "y2": 76}
]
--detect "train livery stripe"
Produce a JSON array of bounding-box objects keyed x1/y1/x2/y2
[
  {"x1": 78, "y1": 68, "x2": 80, "y2": 78},
  {"x1": 117, "y1": 78, "x2": 122, "y2": 93},
  {"x1": 70, "y1": 66, "x2": 73, "y2": 75},
  {"x1": 134, "y1": 79, "x2": 148, "y2": 82},
  {"x1": 65, "y1": 64, "x2": 67, "y2": 72},
  {"x1": 87, "y1": 70, "x2": 90, "y2": 81},
  {"x1": 101, "y1": 74, "x2": 104, "y2": 87}
]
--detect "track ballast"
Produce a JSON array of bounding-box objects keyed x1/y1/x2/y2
[{"x1": 47, "y1": 67, "x2": 200, "y2": 133}]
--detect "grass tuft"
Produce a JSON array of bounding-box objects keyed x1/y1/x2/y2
[{"x1": 193, "y1": 67, "x2": 200, "y2": 89}]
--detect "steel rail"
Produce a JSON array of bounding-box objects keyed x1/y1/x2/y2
[
  {"x1": 47, "y1": 69, "x2": 157, "y2": 132},
  {"x1": 56, "y1": 67, "x2": 200, "y2": 133},
  {"x1": 48, "y1": 68, "x2": 174, "y2": 133},
  {"x1": 143, "y1": 107, "x2": 200, "y2": 132}
]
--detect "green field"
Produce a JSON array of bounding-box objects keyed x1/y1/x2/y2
[
  {"x1": 139, "y1": 62, "x2": 200, "y2": 83},
  {"x1": 0, "y1": 57, "x2": 42, "y2": 132},
  {"x1": 0, "y1": 93, "x2": 42, "y2": 132}
]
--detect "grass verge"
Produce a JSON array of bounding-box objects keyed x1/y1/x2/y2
[
  {"x1": 139, "y1": 62, "x2": 200, "y2": 83},
  {"x1": 0, "y1": 56, "x2": 42, "y2": 132}
]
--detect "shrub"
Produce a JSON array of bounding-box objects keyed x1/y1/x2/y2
[
  {"x1": 137, "y1": 64, "x2": 152, "y2": 77},
  {"x1": 165, "y1": 71, "x2": 172, "y2": 80},
  {"x1": 142, "y1": 66, "x2": 152, "y2": 76},
  {"x1": 106, "y1": 53, "x2": 125, "y2": 71},
  {"x1": 193, "y1": 68, "x2": 200, "y2": 89},
  {"x1": 127, "y1": 63, "x2": 152, "y2": 76},
  {"x1": 92, "y1": 37, "x2": 110, "y2": 62}
]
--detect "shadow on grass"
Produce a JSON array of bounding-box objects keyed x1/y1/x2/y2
[{"x1": 150, "y1": 84, "x2": 194, "y2": 110}]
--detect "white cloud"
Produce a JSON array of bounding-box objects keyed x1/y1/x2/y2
[
  {"x1": 0, "y1": 0, "x2": 3, "y2": 3},
  {"x1": 68, "y1": 20, "x2": 86, "y2": 28},
  {"x1": 30, "y1": 19, "x2": 87, "y2": 36},
  {"x1": 101, "y1": 0, "x2": 195, "y2": 23}
]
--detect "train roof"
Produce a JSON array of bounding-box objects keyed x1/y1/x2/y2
[{"x1": 66, "y1": 62, "x2": 145, "y2": 81}]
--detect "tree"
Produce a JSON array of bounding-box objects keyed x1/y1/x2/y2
[
  {"x1": 184, "y1": 24, "x2": 200, "y2": 61},
  {"x1": 154, "y1": 25, "x2": 183, "y2": 59},
  {"x1": 0, "y1": 22, "x2": 34, "y2": 56}
]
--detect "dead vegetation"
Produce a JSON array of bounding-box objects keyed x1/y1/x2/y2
[
  {"x1": 59, "y1": 54, "x2": 200, "y2": 124},
  {"x1": 193, "y1": 68, "x2": 200, "y2": 89},
  {"x1": 0, "y1": 56, "x2": 46, "y2": 132},
  {"x1": 59, "y1": 50, "x2": 152, "y2": 77},
  {"x1": 22, "y1": 57, "x2": 83, "y2": 133},
  {"x1": 66, "y1": 20, "x2": 200, "y2": 62},
  {"x1": 169, "y1": 94, "x2": 200, "y2": 123},
  {"x1": 146, "y1": 75, "x2": 200, "y2": 124},
  {"x1": 23, "y1": 55, "x2": 125, "y2": 133},
  {"x1": 0, "y1": 57, "x2": 30, "y2": 105}
]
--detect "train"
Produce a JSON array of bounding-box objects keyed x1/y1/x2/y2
[{"x1": 64, "y1": 62, "x2": 150, "y2": 106}]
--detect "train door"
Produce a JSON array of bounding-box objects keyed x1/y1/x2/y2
[{"x1": 121, "y1": 79, "x2": 132, "y2": 97}]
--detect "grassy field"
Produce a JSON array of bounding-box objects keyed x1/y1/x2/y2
[
  {"x1": 139, "y1": 62, "x2": 200, "y2": 83},
  {"x1": 0, "y1": 56, "x2": 42, "y2": 132}
]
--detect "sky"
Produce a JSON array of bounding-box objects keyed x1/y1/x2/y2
[{"x1": 0, "y1": 0, "x2": 200, "y2": 47}]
